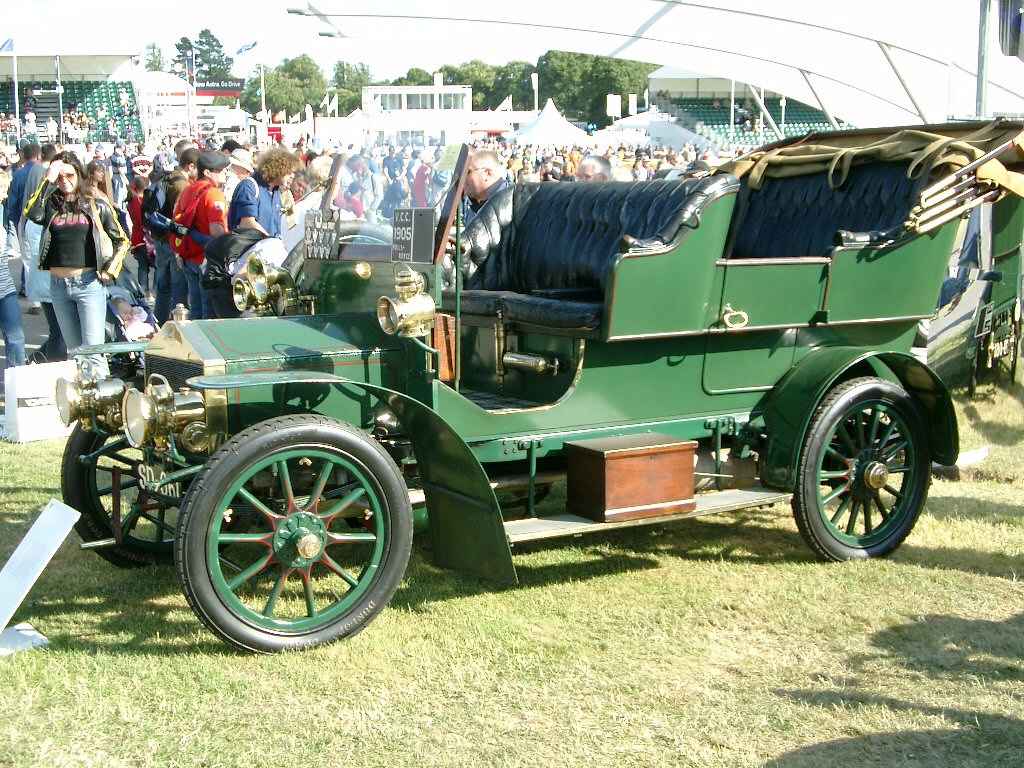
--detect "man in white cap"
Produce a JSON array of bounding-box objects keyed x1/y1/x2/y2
[{"x1": 224, "y1": 148, "x2": 254, "y2": 206}]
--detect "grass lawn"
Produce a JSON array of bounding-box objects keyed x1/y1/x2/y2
[{"x1": 0, "y1": 380, "x2": 1022, "y2": 767}]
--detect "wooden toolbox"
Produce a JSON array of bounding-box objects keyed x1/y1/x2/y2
[{"x1": 564, "y1": 433, "x2": 697, "y2": 523}]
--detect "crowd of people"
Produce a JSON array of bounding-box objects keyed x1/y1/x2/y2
[{"x1": 0, "y1": 128, "x2": 714, "y2": 374}]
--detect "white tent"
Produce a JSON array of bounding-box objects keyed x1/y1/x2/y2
[
  {"x1": 287, "y1": 0, "x2": 1024, "y2": 128},
  {"x1": 513, "y1": 99, "x2": 593, "y2": 147}
]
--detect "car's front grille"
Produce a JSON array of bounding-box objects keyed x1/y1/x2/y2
[{"x1": 145, "y1": 355, "x2": 204, "y2": 391}]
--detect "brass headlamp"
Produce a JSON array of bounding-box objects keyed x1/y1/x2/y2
[
  {"x1": 55, "y1": 360, "x2": 127, "y2": 428},
  {"x1": 377, "y1": 265, "x2": 435, "y2": 338},
  {"x1": 233, "y1": 253, "x2": 298, "y2": 313},
  {"x1": 121, "y1": 374, "x2": 208, "y2": 450}
]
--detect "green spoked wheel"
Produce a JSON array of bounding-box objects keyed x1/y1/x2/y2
[
  {"x1": 62, "y1": 424, "x2": 180, "y2": 568},
  {"x1": 176, "y1": 415, "x2": 411, "y2": 653},
  {"x1": 792, "y1": 377, "x2": 930, "y2": 561}
]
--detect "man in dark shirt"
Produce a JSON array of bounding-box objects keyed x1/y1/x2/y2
[
  {"x1": 8, "y1": 142, "x2": 42, "y2": 302},
  {"x1": 462, "y1": 149, "x2": 509, "y2": 225}
]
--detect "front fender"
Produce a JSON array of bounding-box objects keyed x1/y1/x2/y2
[
  {"x1": 760, "y1": 348, "x2": 959, "y2": 490},
  {"x1": 189, "y1": 371, "x2": 517, "y2": 584}
]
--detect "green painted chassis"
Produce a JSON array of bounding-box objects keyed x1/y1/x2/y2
[{"x1": 170, "y1": 183, "x2": 967, "y2": 582}]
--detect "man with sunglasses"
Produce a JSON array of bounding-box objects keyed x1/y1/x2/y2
[{"x1": 462, "y1": 149, "x2": 508, "y2": 226}]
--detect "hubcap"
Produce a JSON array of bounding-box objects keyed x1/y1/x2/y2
[
  {"x1": 273, "y1": 512, "x2": 328, "y2": 568},
  {"x1": 207, "y1": 448, "x2": 386, "y2": 633},
  {"x1": 296, "y1": 532, "x2": 322, "y2": 560},
  {"x1": 815, "y1": 399, "x2": 916, "y2": 548},
  {"x1": 862, "y1": 461, "x2": 890, "y2": 491}
]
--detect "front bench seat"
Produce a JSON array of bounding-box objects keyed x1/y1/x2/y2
[{"x1": 443, "y1": 176, "x2": 740, "y2": 332}]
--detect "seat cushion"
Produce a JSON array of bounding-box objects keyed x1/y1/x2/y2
[
  {"x1": 440, "y1": 290, "x2": 517, "y2": 316},
  {"x1": 499, "y1": 293, "x2": 603, "y2": 331},
  {"x1": 470, "y1": 176, "x2": 739, "y2": 295},
  {"x1": 730, "y1": 161, "x2": 925, "y2": 259}
]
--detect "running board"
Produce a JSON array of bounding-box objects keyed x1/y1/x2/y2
[{"x1": 504, "y1": 487, "x2": 792, "y2": 544}]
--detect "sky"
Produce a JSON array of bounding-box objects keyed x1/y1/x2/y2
[
  {"x1": 7, "y1": 0, "x2": 1024, "y2": 126},
  {"x1": 7, "y1": 0, "x2": 552, "y2": 82}
]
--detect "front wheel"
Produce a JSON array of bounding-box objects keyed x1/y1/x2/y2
[
  {"x1": 792, "y1": 377, "x2": 930, "y2": 562},
  {"x1": 175, "y1": 415, "x2": 412, "y2": 653},
  {"x1": 62, "y1": 424, "x2": 180, "y2": 567}
]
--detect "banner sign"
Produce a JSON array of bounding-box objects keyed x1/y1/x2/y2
[{"x1": 195, "y1": 78, "x2": 245, "y2": 98}]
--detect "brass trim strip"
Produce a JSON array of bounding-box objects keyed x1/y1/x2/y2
[
  {"x1": 716, "y1": 257, "x2": 832, "y2": 266},
  {"x1": 607, "y1": 314, "x2": 928, "y2": 341}
]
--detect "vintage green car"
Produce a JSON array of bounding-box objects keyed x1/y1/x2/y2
[{"x1": 56, "y1": 121, "x2": 1024, "y2": 653}]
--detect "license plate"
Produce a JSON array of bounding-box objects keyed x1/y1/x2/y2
[{"x1": 137, "y1": 463, "x2": 182, "y2": 499}]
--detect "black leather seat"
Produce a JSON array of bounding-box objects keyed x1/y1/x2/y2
[
  {"x1": 729, "y1": 161, "x2": 926, "y2": 259},
  {"x1": 441, "y1": 175, "x2": 740, "y2": 332}
]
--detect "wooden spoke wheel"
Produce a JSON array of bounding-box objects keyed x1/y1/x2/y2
[
  {"x1": 792, "y1": 377, "x2": 930, "y2": 561},
  {"x1": 175, "y1": 416, "x2": 412, "y2": 653},
  {"x1": 62, "y1": 424, "x2": 181, "y2": 568}
]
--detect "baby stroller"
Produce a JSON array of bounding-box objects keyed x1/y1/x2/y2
[{"x1": 105, "y1": 271, "x2": 159, "y2": 343}]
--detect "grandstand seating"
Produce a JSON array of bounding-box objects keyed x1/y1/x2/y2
[
  {"x1": 663, "y1": 96, "x2": 849, "y2": 151},
  {"x1": 0, "y1": 79, "x2": 143, "y2": 143}
]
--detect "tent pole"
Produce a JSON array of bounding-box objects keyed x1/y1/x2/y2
[
  {"x1": 746, "y1": 85, "x2": 782, "y2": 141},
  {"x1": 878, "y1": 41, "x2": 929, "y2": 122},
  {"x1": 799, "y1": 69, "x2": 840, "y2": 130},
  {"x1": 976, "y1": 0, "x2": 990, "y2": 118},
  {"x1": 729, "y1": 79, "x2": 735, "y2": 146}
]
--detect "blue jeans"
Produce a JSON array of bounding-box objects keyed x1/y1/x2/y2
[
  {"x1": 50, "y1": 271, "x2": 108, "y2": 376},
  {"x1": 0, "y1": 291, "x2": 25, "y2": 369},
  {"x1": 181, "y1": 260, "x2": 214, "y2": 320},
  {"x1": 133, "y1": 246, "x2": 152, "y2": 292},
  {"x1": 154, "y1": 239, "x2": 187, "y2": 324},
  {"x1": 39, "y1": 302, "x2": 67, "y2": 362}
]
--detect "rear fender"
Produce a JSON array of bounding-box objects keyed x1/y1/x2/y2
[
  {"x1": 189, "y1": 371, "x2": 517, "y2": 584},
  {"x1": 760, "y1": 348, "x2": 959, "y2": 490}
]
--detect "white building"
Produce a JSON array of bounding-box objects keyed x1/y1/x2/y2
[{"x1": 362, "y1": 83, "x2": 474, "y2": 146}]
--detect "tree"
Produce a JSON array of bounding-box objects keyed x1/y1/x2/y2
[
  {"x1": 492, "y1": 61, "x2": 535, "y2": 111},
  {"x1": 536, "y1": 51, "x2": 594, "y2": 121},
  {"x1": 240, "y1": 55, "x2": 327, "y2": 117},
  {"x1": 390, "y1": 68, "x2": 432, "y2": 87},
  {"x1": 193, "y1": 29, "x2": 234, "y2": 82},
  {"x1": 332, "y1": 61, "x2": 374, "y2": 114},
  {"x1": 439, "y1": 60, "x2": 497, "y2": 109},
  {"x1": 536, "y1": 51, "x2": 658, "y2": 127},
  {"x1": 172, "y1": 36, "x2": 194, "y2": 79},
  {"x1": 145, "y1": 43, "x2": 165, "y2": 73}
]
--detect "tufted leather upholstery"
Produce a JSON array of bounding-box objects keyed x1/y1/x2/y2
[
  {"x1": 729, "y1": 161, "x2": 926, "y2": 259},
  {"x1": 441, "y1": 175, "x2": 739, "y2": 331}
]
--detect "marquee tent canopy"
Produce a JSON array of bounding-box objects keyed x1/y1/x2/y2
[
  {"x1": 513, "y1": 99, "x2": 592, "y2": 146},
  {"x1": 286, "y1": 0, "x2": 1024, "y2": 128}
]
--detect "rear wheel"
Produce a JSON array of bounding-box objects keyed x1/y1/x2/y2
[
  {"x1": 792, "y1": 377, "x2": 930, "y2": 562},
  {"x1": 175, "y1": 415, "x2": 412, "y2": 653},
  {"x1": 62, "y1": 425, "x2": 180, "y2": 567}
]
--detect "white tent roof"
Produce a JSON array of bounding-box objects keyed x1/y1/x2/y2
[
  {"x1": 287, "y1": 0, "x2": 1024, "y2": 128},
  {"x1": 513, "y1": 99, "x2": 591, "y2": 146}
]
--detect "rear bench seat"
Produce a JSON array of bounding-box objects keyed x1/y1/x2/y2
[
  {"x1": 727, "y1": 160, "x2": 928, "y2": 259},
  {"x1": 442, "y1": 175, "x2": 740, "y2": 334}
]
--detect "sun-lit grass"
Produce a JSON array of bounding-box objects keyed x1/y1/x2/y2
[{"x1": 0, "y1": 378, "x2": 1022, "y2": 767}]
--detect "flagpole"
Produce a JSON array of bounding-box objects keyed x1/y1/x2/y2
[
  {"x1": 260, "y1": 62, "x2": 266, "y2": 123},
  {"x1": 12, "y1": 50, "x2": 20, "y2": 139}
]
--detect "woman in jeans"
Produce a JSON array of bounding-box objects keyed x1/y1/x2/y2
[{"x1": 24, "y1": 152, "x2": 127, "y2": 376}]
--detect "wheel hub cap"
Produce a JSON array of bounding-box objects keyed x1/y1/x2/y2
[
  {"x1": 295, "y1": 533, "x2": 322, "y2": 559},
  {"x1": 273, "y1": 512, "x2": 328, "y2": 567},
  {"x1": 863, "y1": 461, "x2": 890, "y2": 490}
]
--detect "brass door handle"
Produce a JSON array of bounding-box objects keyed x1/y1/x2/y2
[{"x1": 722, "y1": 304, "x2": 749, "y2": 329}]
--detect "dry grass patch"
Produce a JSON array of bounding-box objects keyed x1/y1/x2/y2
[{"x1": 0, "y1": 381, "x2": 1022, "y2": 767}]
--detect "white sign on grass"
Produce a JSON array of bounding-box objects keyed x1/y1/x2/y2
[{"x1": 0, "y1": 499, "x2": 80, "y2": 652}]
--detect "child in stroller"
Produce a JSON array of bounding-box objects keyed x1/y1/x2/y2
[{"x1": 105, "y1": 271, "x2": 158, "y2": 343}]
